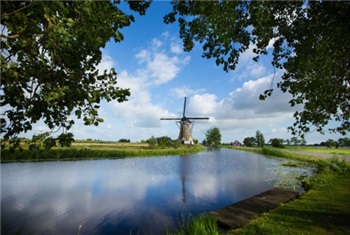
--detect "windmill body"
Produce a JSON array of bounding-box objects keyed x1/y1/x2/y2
[{"x1": 160, "y1": 97, "x2": 209, "y2": 145}]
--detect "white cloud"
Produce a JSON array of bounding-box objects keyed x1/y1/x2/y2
[
  {"x1": 171, "y1": 86, "x2": 206, "y2": 98},
  {"x1": 170, "y1": 42, "x2": 183, "y2": 55},
  {"x1": 134, "y1": 37, "x2": 191, "y2": 86},
  {"x1": 96, "y1": 51, "x2": 115, "y2": 75},
  {"x1": 188, "y1": 94, "x2": 218, "y2": 116}
]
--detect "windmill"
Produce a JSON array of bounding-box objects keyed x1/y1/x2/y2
[{"x1": 160, "y1": 97, "x2": 209, "y2": 145}]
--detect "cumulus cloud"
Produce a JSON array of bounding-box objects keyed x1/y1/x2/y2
[
  {"x1": 96, "y1": 51, "x2": 115, "y2": 75},
  {"x1": 134, "y1": 36, "x2": 190, "y2": 86},
  {"x1": 171, "y1": 86, "x2": 206, "y2": 98},
  {"x1": 180, "y1": 71, "x2": 303, "y2": 142},
  {"x1": 107, "y1": 34, "x2": 191, "y2": 130}
]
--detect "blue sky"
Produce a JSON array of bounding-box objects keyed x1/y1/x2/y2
[{"x1": 21, "y1": 1, "x2": 346, "y2": 144}]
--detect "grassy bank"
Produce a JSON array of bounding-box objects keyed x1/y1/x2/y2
[
  {"x1": 225, "y1": 146, "x2": 328, "y2": 163},
  {"x1": 227, "y1": 162, "x2": 350, "y2": 234},
  {"x1": 0, "y1": 144, "x2": 205, "y2": 162},
  {"x1": 283, "y1": 145, "x2": 350, "y2": 156},
  {"x1": 169, "y1": 147, "x2": 350, "y2": 235}
]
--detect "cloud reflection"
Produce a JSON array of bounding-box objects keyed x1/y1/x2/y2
[{"x1": 1, "y1": 150, "x2": 312, "y2": 235}]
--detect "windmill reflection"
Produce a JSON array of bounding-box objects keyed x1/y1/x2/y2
[{"x1": 179, "y1": 155, "x2": 190, "y2": 203}]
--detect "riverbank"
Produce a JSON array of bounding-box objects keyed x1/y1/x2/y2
[
  {"x1": 169, "y1": 147, "x2": 350, "y2": 235},
  {"x1": 223, "y1": 146, "x2": 350, "y2": 234},
  {"x1": 227, "y1": 168, "x2": 350, "y2": 234},
  {"x1": 0, "y1": 144, "x2": 205, "y2": 162}
]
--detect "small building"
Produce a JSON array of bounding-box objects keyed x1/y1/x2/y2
[{"x1": 231, "y1": 140, "x2": 242, "y2": 146}]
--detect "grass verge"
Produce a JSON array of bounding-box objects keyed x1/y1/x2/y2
[
  {"x1": 0, "y1": 145, "x2": 205, "y2": 162},
  {"x1": 170, "y1": 147, "x2": 350, "y2": 235},
  {"x1": 227, "y1": 166, "x2": 350, "y2": 234}
]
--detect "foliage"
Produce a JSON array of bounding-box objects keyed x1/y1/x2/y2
[
  {"x1": 289, "y1": 136, "x2": 306, "y2": 146},
  {"x1": 204, "y1": 127, "x2": 221, "y2": 148},
  {"x1": 57, "y1": 132, "x2": 74, "y2": 147},
  {"x1": 157, "y1": 136, "x2": 173, "y2": 147},
  {"x1": 168, "y1": 214, "x2": 218, "y2": 235},
  {"x1": 243, "y1": 137, "x2": 256, "y2": 147},
  {"x1": 147, "y1": 136, "x2": 158, "y2": 149},
  {"x1": 255, "y1": 130, "x2": 265, "y2": 147},
  {"x1": 165, "y1": 1, "x2": 350, "y2": 136},
  {"x1": 118, "y1": 139, "x2": 130, "y2": 143},
  {"x1": 338, "y1": 137, "x2": 350, "y2": 147},
  {"x1": 269, "y1": 138, "x2": 284, "y2": 148},
  {"x1": 1, "y1": 0, "x2": 150, "y2": 139},
  {"x1": 325, "y1": 139, "x2": 337, "y2": 148},
  {"x1": 43, "y1": 137, "x2": 56, "y2": 150}
]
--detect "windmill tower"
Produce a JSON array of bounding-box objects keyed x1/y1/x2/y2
[{"x1": 160, "y1": 97, "x2": 209, "y2": 145}]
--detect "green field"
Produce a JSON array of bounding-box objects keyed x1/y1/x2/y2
[
  {"x1": 283, "y1": 145, "x2": 350, "y2": 156},
  {"x1": 0, "y1": 142, "x2": 205, "y2": 162}
]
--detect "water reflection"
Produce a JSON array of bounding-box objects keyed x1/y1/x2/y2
[{"x1": 1, "y1": 149, "x2": 313, "y2": 234}]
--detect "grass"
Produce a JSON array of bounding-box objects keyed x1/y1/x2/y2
[
  {"x1": 0, "y1": 143, "x2": 205, "y2": 162},
  {"x1": 283, "y1": 145, "x2": 350, "y2": 156},
  {"x1": 170, "y1": 147, "x2": 350, "y2": 235},
  {"x1": 225, "y1": 146, "x2": 342, "y2": 164},
  {"x1": 227, "y1": 166, "x2": 350, "y2": 234},
  {"x1": 167, "y1": 214, "x2": 219, "y2": 235}
]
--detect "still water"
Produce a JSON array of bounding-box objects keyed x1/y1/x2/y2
[{"x1": 1, "y1": 148, "x2": 312, "y2": 234}]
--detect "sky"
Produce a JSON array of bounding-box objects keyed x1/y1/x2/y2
[{"x1": 18, "y1": 1, "x2": 347, "y2": 144}]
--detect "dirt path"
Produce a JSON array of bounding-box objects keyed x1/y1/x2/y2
[{"x1": 281, "y1": 150, "x2": 350, "y2": 162}]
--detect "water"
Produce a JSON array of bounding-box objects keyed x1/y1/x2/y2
[{"x1": 1, "y1": 148, "x2": 313, "y2": 234}]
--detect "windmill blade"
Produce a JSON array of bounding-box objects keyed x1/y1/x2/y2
[
  {"x1": 160, "y1": 118, "x2": 182, "y2": 120},
  {"x1": 183, "y1": 97, "x2": 187, "y2": 117},
  {"x1": 186, "y1": 117, "x2": 209, "y2": 120}
]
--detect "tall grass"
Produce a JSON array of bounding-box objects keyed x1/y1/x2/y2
[{"x1": 167, "y1": 214, "x2": 219, "y2": 235}]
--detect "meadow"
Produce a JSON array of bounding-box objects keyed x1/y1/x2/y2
[
  {"x1": 283, "y1": 145, "x2": 350, "y2": 156},
  {"x1": 0, "y1": 141, "x2": 205, "y2": 162}
]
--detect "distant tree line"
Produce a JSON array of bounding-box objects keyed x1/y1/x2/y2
[
  {"x1": 243, "y1": 130, "x2": 265, "y2": 147},
  {"x1": 241, "y1": 131, "x2": 350, "y2": 149},
  {"x1": 145, "y1": 136, "x2": 183, "y2": 149},
  {"x1": 317, "y1": 138, "x2": 350, "y2": 149}
]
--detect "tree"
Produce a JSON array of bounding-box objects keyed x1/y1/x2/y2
[
  {"x1": 243, "y1": 137, "x2": 256, "y2": 147},
  {"x1": 165, "y1": 1, "x2": 349, "y2": 136},
  {"x1": 57, "y1": 132, "x2": 74, "y2": 147},
  {"x1": 204, "y1": 127, "x2": 221, "y2": 147},
  {"x1": 255, "y1": 130, "x2": 265, "y2": 148},
  {"x1": 1, "y1": 1, "x2": 150, "y2": 139},
  {"x1": 284, "y1": 139, "x2": 291, "y2": 146},
  {"x1": 270, "y1": 138, "x2": 284, "y2": 148},
  {"x1": 290, "y1": 137, "x2": 301, "y2": 146},
  {"x1": 43, "y1": 137, "x2": 57, "y2": 150},
  {"x1": 338, "y1": 137, "x2": 350, "y2": 147},
  {"x1": 325, "y1": 139, "x2": 337, "y2": 149},
  {"x1": 147, "y1": 136, "x2": 158, "y2": 149},
  {"x1": 156, "y1": 136, "x2": 172, "y2": 147}
]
